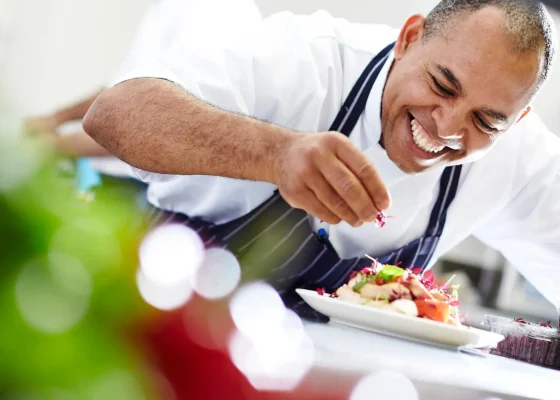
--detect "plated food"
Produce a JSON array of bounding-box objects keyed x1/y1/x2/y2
[{"x1": 317, "y1": 261, "x2": 462, "y2": 326}]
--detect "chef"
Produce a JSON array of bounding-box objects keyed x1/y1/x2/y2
[{"x1": 83, "y1": 0, "x2": 560, "y2": 320}]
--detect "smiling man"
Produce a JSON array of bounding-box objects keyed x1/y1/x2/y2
[{"x1": 84, "y1": 0, "x2": 560, "y2": 319}]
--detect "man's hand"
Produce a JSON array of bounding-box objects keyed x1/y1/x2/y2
[{"x1": 272, "y1": 132, "x2": 391, "y2": 227}]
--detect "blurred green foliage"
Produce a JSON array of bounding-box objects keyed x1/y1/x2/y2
[{"x1": 0, "y1": 101, "x2": 155, "y2": 399}]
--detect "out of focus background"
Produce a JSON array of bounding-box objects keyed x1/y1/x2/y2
[{"x1": 0, "y1": 0, "x2": 559, "y2": 399}]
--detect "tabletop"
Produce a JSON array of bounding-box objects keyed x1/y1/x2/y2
[{"x1": 304, "y1": 321, "x2": 560, "y2": 400}]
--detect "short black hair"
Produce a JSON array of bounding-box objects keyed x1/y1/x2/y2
[{"x1": 423, "y1": 0, "x2": 557, "y2": 92}]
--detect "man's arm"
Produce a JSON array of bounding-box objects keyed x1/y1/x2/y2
[
  {"x1": 84, "y1": 78, "x2": 390, "y2": 227},
  {"x1": 84, "y1": 78, "x2": 291, "y2": 183},
  {"x1": 24, "y1": 90, "x2": 103, "y2": 134},
  {"x1": 53, "y1": 90, "x2": 103, "y2": 124},
  {"x1": 55, "y1": 131, "x2": 112, "y2": 157}
]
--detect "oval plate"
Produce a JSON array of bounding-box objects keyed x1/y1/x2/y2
[{"x1": 296, "y1": 289, "x2": 503, "y2": 348}]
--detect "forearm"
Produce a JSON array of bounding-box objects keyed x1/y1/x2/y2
[
  {"x1": 54, "y1": 90, "x2": 104, "y2": 124},
  {"x1": 56, "y1": 131, "x2": 112, "y2": 157},
  {"x1": 83, "y1": 78, "x2": 295, "y2": 183}
]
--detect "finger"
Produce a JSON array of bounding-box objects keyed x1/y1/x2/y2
[
  {"x1": 300, "y1": 186, "x2": 341, "y2": 225},
  {"x1": 306, "y1": 169, "x2": 362, "y2": 226},
  {"x1": 320, "y1": 157, "x2": 378, "y2": 223},
  {"x1": 336, "y1": 142, "x2": 391, "y2": 211}
]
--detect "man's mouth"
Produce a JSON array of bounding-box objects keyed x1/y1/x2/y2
[{"x1": 409, "y1": 115, "x2": 446, "y2": 154}]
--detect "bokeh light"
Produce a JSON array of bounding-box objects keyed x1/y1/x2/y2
[
  {"x1": 228, "y1": 283, "x2": 314, "y2": 391},
  {"x1": 136, "y1": 269, "x2": 192, "y2": 311},
  {"x1": 229, "y1": 282, "x2": 286, "y2": 339},
  {"x1": 139, "y1": 224, "x2": 205, "y2": 286},
  {"x1": 193, "y1": 248, "x2": 241, "y2": 300},
  {"x1": 15, "y1": 252, "x2": 92, "y2": 334},
  {"x1": 350, "y1": 371, "x2": 419, "y2": 400}
]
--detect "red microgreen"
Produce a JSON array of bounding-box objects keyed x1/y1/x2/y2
[
  {"x1": 375, "y1": 211, "x2": 387, "y2": 228},
  {"x1": 460, "y1": 313, "x2": 471, "y2": 327},
  {"x1": 316, "y1": 287, "x2": 326, "y2": 296},
  {"x1": 449, "y1": 300, "x2": 461, "y2": 307},
  {"x1": 348, "y1": 270, "x2": 358, "y2": 281},
  {"x1": 514, "y1": 318, "x2": 528, "y2": 324},
  {"x1": 420, "y1": 270, "x2": 436, "y2": 290},
  {"x1": 361, "y1": 267, "x2": 374, "y2": 276},
  {"x1": 374, "y1": 211, "x2": 395, "y2": 228},
  {"x1": 539, "y1": 320, "x2": 553, "y2": 328}
]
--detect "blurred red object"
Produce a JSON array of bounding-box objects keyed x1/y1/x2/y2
[{"x1": 132, "y1": 295, "x2": 357, "y2": 400}]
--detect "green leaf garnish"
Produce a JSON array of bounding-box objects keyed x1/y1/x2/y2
[
  {"x1": 377, "y1": 265, "x2": 405, "y2": 282},
  {"x1": 375, "y1": 292, "x2": 389, "y2": 302},
  {"x1": 352, "y1": 276, "x2": 368, "y2": 292}
]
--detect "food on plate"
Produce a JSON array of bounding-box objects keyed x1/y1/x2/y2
[{"x1": 317, "y1": 262, "x2": 462, "y2": 326}]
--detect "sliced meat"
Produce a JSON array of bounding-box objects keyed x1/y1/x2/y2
[
  {"x1": 359, "y1": 282, "x2": 412, "y2": 301},
  {"x1": 405, "y1": 275, "x2": 435, "y2": 300},
  {"x1": 336, "y1": 285, "x2": 366, "y2": 305},
  {"x1": 430, "y1": 290, "x2": 449, "y2": 301}
]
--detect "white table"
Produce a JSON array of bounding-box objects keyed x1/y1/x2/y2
[{"x1": 304, "y1": 322, "x2": 560, "y2": 400}]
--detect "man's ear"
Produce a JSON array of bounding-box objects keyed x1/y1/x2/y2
[
  {"x1": 394, "y1": 14, "x2": 426, "y2": 61},
  {"x1": 517, "y1": 106, "x2": 531, "y2": 123}
]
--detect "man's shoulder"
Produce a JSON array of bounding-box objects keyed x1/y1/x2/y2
[
  {"x1": 262, "y1": 10, "x2": 399, "y2": 54},
  {"x1": 507, "y1": 111, "x2": 560, "y2": 152},
  {"x1": 469, "y1": 111, "x2": 560, "y2": 185}
]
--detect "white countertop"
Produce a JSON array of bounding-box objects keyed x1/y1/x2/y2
[{"x1": 304, "y1": 321, "x2": 560, "y2": 400}]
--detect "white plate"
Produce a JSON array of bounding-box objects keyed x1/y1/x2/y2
[{"x1": 296, "y1": 289, "x2": 503, "y2": 348}]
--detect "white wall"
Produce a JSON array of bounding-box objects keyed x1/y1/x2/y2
[{"x1": 0, "y1": 0, "x2": 151, "y2": 116}]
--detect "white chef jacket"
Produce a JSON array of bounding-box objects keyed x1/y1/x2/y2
[{"x1": 114, "y1": 10, "x2": 560, "y2": 310}]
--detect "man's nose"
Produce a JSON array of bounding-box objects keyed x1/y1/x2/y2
[{"x1": 431, "y1": 107, "x2": 465, "y2": 140}]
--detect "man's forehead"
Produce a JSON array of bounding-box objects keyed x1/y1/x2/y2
[
  {"x1": 423, "y1": 31, "x2": 539, "y2": 110},
  {"x1": 424, "y1": 56, "x2": 536, "y2": 122}
]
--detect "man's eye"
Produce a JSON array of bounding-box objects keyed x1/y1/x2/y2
[
  {"x1": 475, "y1": 114, "x2": 498, "y2": 133},
  {"x1": 431, "y1": 76, "x2": 454, "y2": 97}
]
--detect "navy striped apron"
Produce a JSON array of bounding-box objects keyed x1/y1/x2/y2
[{"x1": 148, "y1": 42, "x2": 462, "y2": 322}]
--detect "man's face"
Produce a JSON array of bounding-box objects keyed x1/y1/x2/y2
[{"x1": 381, "y1": 7, "x2": 541, "y2": 174}]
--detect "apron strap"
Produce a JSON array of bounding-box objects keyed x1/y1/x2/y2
[{"x1": 330, "y1": 42, "x2": 395, "y2": 135}]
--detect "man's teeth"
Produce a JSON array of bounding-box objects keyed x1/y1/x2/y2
[{"x1": 410, "y1": 119, "x2": 445, "y2": 153}]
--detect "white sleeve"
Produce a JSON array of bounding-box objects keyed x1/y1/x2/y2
[
  {"x1": 111, "y1": 11, "x2": 345, "y2": 183},
  {"x1": 474, "y1": 115, "x2": 560, "y2": 311}
]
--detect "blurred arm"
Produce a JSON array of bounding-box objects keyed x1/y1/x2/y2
[
  {"x1": 55, "y1": 131, "x2": 111, "y2": 157},
  {"x1": 53, "y1": 90, "x2": 104, "y2": 124},
  {"x1": 24, "y1": 90, "x2": 103, "y2": 134}
]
